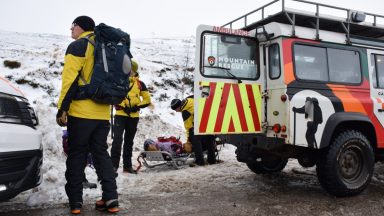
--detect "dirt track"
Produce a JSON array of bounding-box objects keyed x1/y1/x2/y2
[{"x1": 2, "y1": 161, "x2": 384, "y2": 216}]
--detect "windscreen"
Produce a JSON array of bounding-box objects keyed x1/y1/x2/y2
[{"x1": 201, "y1": 33, "x2": 259, "y2": 80}]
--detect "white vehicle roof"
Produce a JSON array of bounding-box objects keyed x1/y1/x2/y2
[
  {"x1": 0, "y1": 76, "x2": 24, "y2": 97},
  {"x1": 223, "y1": 0, "x2": 384, "y2": 43}
]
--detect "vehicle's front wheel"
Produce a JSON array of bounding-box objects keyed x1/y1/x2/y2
[
  {"x1": 246, "y1": 156, "x2": 288, "y2": 174},
  {"x1": 316, "y1": 130, "x2": 374, "y2": 197}
]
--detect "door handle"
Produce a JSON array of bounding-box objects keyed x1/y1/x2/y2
[{"x1": 379, "y1": 109, "x2": 384, "y2": 112}]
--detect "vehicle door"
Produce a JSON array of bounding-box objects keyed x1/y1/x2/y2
[
  {"x1": 367, "y1": 49, "x2": 384, "y2": 147},
  {"x1": 194, "y1": 25, "x2": 264, "y2": 135}
]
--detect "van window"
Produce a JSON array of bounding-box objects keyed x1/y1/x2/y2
[
  {"x1": 269, "y1": 44, "x2": 281, "y2": 79},
  {"x1": 294, "y1": 45, "x2": 328, "y2": 81},
  {"x1": 328, "y1": 49, "x2": 361, "y2": 83},
  {"x1": 201, "y1": 33, "x2": 259, "y2": 80},
  {"x1": 371, "y1": 54, "x2": 384, "y2": 89},
  {"x1": 294, "y1": 44, "x2": 362, "y2": 84}
]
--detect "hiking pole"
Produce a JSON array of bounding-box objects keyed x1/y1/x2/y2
[{"x1": 111, "y1": 106, "x2": 114, "y2": 139}]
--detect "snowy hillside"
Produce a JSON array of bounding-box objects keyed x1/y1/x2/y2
[{"x1": 0, "y1": 30, "x2": 203, "y2": 206}]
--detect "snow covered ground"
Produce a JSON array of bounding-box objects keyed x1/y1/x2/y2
[{"x1": 2, "y1": 30, "x2": 384, "y2": 214}]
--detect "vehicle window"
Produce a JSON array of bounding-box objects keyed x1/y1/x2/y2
[
  {"x1": 375, "y1": 54, "x2": 384, "y2": 89},
  {"x1": 0, "y1": 93, "x2": 23, "y2": 124},
  {"x1": 269, "y1": 44, "x2": 281, "y2": 79},
  {"x1": 294, "y1": 44, "x2": 328, "y2": 81},
  {"x1": 371, "y1": 54, "x2": 377, "y2": 88},
  {"x1": 294, "y1": 44, "x2": 362, "y2": 84},
  {"x1": 202, "y1": 33, "x2": 258, "y2": 80},
  {"x1": 328, "y1": 48, "x2": 361, "y2": 83}
]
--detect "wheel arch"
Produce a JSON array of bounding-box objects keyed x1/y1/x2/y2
[{"x1": 319, "y1": 112, "x2": 377, "y2": 149}]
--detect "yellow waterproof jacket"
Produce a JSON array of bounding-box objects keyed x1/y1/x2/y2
[
  {"x1": 57, "y1": 31, "x2": 110, "y2": 120},
  {"x1": 115, "y1": 76, "x2": 151, "y2": 118},
  {"x1": 181, "y1": 98, "x2": 194, "y2": 139}
]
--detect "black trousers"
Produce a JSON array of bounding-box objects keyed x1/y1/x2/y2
[
  {"x1": 189, "y1": 128, "x2": 216, "y2": 165},
  {"x1": 65, "y1": 116, "x2": 117, "y2": 205},
  {"x1": 111, "y1": 115, "x2": 139, "y2": 169}
]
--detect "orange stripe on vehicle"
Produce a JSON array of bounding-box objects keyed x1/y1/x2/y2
[
  {"x1": 214, "y1": 83, "x2": 231, "y2": 132},
  {"x1": 328, "y1": 85, "x2": 367, "y2": 114},
  {"x1": 284, "y1": 62, "x2": 295, "y2": 85}
]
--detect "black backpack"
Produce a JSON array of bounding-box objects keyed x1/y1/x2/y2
[{"x1": 75, "y1": 23, "x2": 133, "y2": 105}]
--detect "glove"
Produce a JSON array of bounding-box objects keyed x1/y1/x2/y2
[
  {"x1": 56, "y1": 109, "x2": 67, "y2": 127},
  {"x1": 131, "y1": 106, "x2": 140, "y2": 112},
  {"x1": 114, "y1": 105, "x2": 123, "y2": 110},
  {"x1": 123, "y1": 106, "x2": 140, "y2": 114}
]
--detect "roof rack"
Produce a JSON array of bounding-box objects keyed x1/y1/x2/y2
[{"x1": 222, "y1": 0, "x2": 384, "y2": 43}]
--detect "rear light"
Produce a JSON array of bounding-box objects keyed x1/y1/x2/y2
[
  {"x1": 281, "y1": 125, "x2": 287, "y2": 132},
  {"x1": 281, "y1": 94, "x2": 287, "y2": 102},
  {"x1": 272, "y1": 124, "x2": 281, "y2": 133}
]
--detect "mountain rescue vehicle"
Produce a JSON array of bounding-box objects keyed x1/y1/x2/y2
[{"x1": 193, "y1": 0, "x2": 384, "y2": 196}]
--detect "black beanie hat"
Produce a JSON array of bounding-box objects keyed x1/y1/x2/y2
[
  {"x1": 73, "y1": 16, "x2": 95, "y2": 31},
  {"x1": 170, "y1": 99, "x2": 182, "y2": 110}
]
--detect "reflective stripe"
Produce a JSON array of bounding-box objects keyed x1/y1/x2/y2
[{"x1": 198, "y1": 82, "x2": 262, "y2": 134}]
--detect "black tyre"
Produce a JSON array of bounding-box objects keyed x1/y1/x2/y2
[
  {"x1": 316, "y1": 130, "x2": 374, "y2": 197},
  {"x1": 246, "y1": 156, "x2": 288, "y2": 174}
]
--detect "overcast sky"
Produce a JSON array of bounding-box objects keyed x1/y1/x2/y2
[{"x1": 0, "y1": 0, "x2": 383, "y2": 38}]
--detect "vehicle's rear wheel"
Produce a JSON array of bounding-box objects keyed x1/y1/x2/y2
[
  {"x1": 246, "y1": 156, "x2": 288, "y2": 174},
  {"x1": 316, "y1": 130, "x2": 374, "y2": 197}
]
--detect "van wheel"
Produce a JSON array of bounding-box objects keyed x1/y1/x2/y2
[
  {"x1": 246, "y1": 156, "x2": 288, "y2": 174},
  {"x1": 316, "y1": 130, "x2": 374, "y2": 197}
]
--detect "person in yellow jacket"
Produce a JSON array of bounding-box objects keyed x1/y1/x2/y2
[
  {"x1": 111, "y1": 60, "x2": 151, "y2": 174},
  {"x1": 56, "y1": 16, "x2": 118, "y2": 214},
  {"x1": 170, "y1": 96, "x2": 216, "y2": 166}
]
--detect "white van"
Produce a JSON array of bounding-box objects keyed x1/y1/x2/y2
[{"x1": 0, "y1": 77, "x2": 42, "y2": 201}]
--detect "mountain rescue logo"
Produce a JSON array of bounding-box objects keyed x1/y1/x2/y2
[{"x1": 208, "y1": 56, "x2": 216, "y2": 66}]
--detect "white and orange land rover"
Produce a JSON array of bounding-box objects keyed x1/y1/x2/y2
[
  {"x1": 194, "y1": 0, "x2": 384, "y2": 197},
  {"x1": 0, "y1": 76, "x2": 42, "y2": 201}
]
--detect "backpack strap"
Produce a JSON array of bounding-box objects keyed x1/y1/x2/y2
[
  {"x1": 78, "y1": 33, "x2": 95, "y2": 85},
  {"x1": 82, "y1": 33, "x2": 95, "y2": 46}
]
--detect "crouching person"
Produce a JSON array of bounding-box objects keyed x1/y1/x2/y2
[{"x1": 170, "y1": 96, "x2": 217, "y2": 166}]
